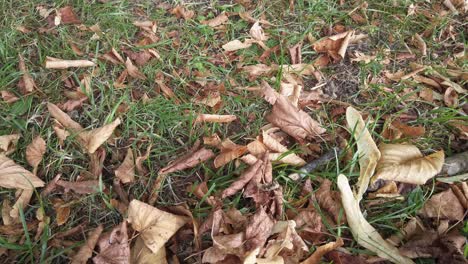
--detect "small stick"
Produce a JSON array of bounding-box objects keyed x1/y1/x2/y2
[
  {"x1": 289, "y1": 147, "x2": 342, "y2": 180},
  {"x1": 439, "y1": 151, "x2": 468, "y2": 176}
]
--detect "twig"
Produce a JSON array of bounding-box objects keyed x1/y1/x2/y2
[{"x1": 289, "y1": 147, "x2": 342, "y2": 180}]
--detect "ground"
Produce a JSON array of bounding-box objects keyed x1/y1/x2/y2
[{"x1": 0, "y1": 0, "x2": 467, "y2": 263}]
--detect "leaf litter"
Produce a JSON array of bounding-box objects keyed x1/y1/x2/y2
[{"x1": 1, "y1": 1, "x2": 467, "y2": 263}]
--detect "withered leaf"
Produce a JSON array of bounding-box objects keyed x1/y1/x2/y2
[
  {"x1": 0, "y1": 134, "x2": 20, "y2": 155},
  {"x1": 419, "y1": 188, "x2": 465, "y2": 221},
  {"x1": 115, "y1": 148, "x2": 135, "y2": 184},
  {"x1": 222, "y1": 159, "x2": 264, "y2": 198},
  {"x1": 194, "y1": 114, "x2": 237, "y2": 123},
  {"x1": 1, "y1": 90, "x2": 20, "y2": 104},
  {"x1": 10, "y1": 189, "x2": 33, "y2": 219},
  {"x1": 171, "y1": 5, "x2": 194, "y2": 20},
  {"x1": 56, "y1": 180, "x2": 101, "y2": 194},
  {"x1": 300, "y1": 238, "x2": 343, "y2": 264},
  {"x1": 249, "y1": 21, "x2": 268, "y2": 41},
  {"x1": 93, "y1": 221, "x2": 130, "y2": 264},
  {"x1": 266, "y1": 94, "x2": 325, "y2": 143},
  {"x1": 214, "y1": 139, "x2": 248, "y2": 168},
  {"x1": 57, "y1": 6, "x2": 81, "y2": 24},
  {"x1": 315, "y1": 179, "x2": 345, "y2": 224},
  {"x1": 0, "y1": 154, "x2": 44, "y2": 189},
  {"x1": 47, "y1": 102, "x2": 83, "y2": 132},
  {"x1": 159, "y1": 147, "x2": 214, "y2": 175},
  {"x1": 26, "y1": 136, "x2": 46, "y2": 174},
  {"x1": 201, "y1": 12, "x2": 229, "y2": 27},
  {"x1": 18, "y1": 54, "x2": 36, "y2": 93},
  {"x1": 245, "y1": 207, "x2": 275, "y2": 251},
  {"x1": 125, "y1": 58, "x2": 146, "y2": 80},
  {"x1": 53, "y1": 199, "x2": 71, "y2": 226},
  {"x1": 374, "y1": 144, "x2": 444, "y2": 185},
  {"x1": 71, "y1": 225, "x2": 103, "y2": 264},
  {"x1": 131, "y1": 236, "x2": 167, "y2": 264},
  {"x1": 45, "y1": 57, "x2": 95, "y2": 69},
  {"x1": 80, "y1": 118, "x2": 121, "y2": 154},
  {"x1": 222, "y1": 39, "x2": 253, "y2": 51}
]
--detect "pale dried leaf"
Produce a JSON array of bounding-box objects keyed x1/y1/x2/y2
[
  {"x1": 47, "y1": 102, "x2": 83, "y2": 132},
  {"x1": 56, "y1": 180, "x2": 100, "y2": 194},
  {"x1": 127, "y1": 200, "x2": 188, "y2": 253},
  {"x1": 249, "y1": 21, "x2": 268, "y2": 41},
  {"x1": 300, "y1": 238, "x2": 343, "y2": 264},
  {"x1": 80, "y1": 118, "x2": 121, "y2": 154},
  {"x1": 0, "y1": 154, "x2": 44, "y2": 189},
  {"x1": 115, "y1": 148, "x2": 135, "y2": 184},
  {"x1": 18, "y1": 54, "x2": 36, "y2": 93},
  {"x1": 93, "y1": 221, "x2": 130, "y2": 264},
  {"x1": 0, "y1": 134, "x2": 20, "y2": 155},
  {"x1": 214, "y1": 140, "x2": 248, "y2": 168},
  {"x1": 159, "y1": 147, "x2": 214, "y2": 175},
  {"x1": 195, "y1": 114, "x2": 236, "y2": 123},
  {"x1": 26, "y1": 136, "x2": 46, "y2": 173},
  {"x1": 337, "y1": 174, "x2": 414, "y2": 264},
  {"x1": 374, "y1": 144, "x2": 444, "y2": 185},
  {"x1": 346, "y1": 106, "x2": 381, "y2": 202},
  {"x1": 71, "y1": 225, "x2": 103, "y2": 264},
  {"x1": 45, "y1": 57, "x2": 95, "y2": 69},
  {"x1": 171, "y1": 5, "x2": 194, "y2": 20},
  {"x1": 1, "y1": 90, "x2": 20, "y2": 103},
  {"x1": 222, "y1": 39, "x2": 253, "y2": 52},
  {"x1": 202, "y1": 12, "x2": 229, "y2": 27},
  {"x1": 419, "y1": 189, "x2": 465, "y2": 221},
  {"x1": 10, "y1": 189, "x2": 33, "y2": 219},
  {"x1": 125, "y1": 58, "x2": 146, "y2": 80}
]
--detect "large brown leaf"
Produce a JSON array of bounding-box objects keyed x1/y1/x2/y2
[
  {"x1": 0, "y1": 154, "x2": 44, "y2": 189},
  {"x1": 213, "y1": 139, "x2": 248, "y2": 168},
  {"x1": 300, "y1": 238, "x2": 343, "y2": 264},
  {"x1": 373, "y1": 144, "x2": 444, "y2": 185},
  {"x1": 71, "y1": 225, "x2": 103, "y2": 264},
  {"x1": 26, "y1": 136, "x2": 46, "y2": 174},
  {"x1": 419, "y1": 189, "x2": 465, "y2": 221},
  {"x1": 80, "y1": 118, "x2": 121, "y2": 154},
  {"x1": 245, "y1": 207, "x2": 275, "y2": 251},
  {"x1": 266, "y1": 94, "x2": 325, "y2": 143},
  {"x1": 93, "y1": 221, "x2": 130, "y2": 264},
  {"x1": 159, "y1": 147, "x2": 214, "y2": 175},
  {"x1": 346, "y1": 106, "x2": 380, "y2": 202}
]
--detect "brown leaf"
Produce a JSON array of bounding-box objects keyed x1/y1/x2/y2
[
  {"x1": 53, "y1": 199, "x2": 71, "y2": 226},
  {"x1": 159, "y1": 147, "x2": 214, "y2": 175},
  {"x1": 313, "y1": 31, "x2": 361, "y2": 61},
  {"x1": 201, "y1": 12, "x2": 229, "y2": 27},
  {"x1": 300, "y1": 238, "x2": 344, "y2": 264},
  {"x1": 18, "y1": 54, "x2": 36, "y2": 93},
  {"x1": 125, "y1": 58, "x2": 146, "y2": 80},
  {"x1": 0, "y1": 154, "x2": 44, "y2": 189},
  {"x1": 155, "y1": 73, "x2": 179, "y2": 103},
  {"x1": 419, "y1": 189, "x2": 465, "y2": 221},
  {"x1": 80, "y1": 118, "x2": 121, "y2": 154},
  {"x1": 171, "y1": 5, "x2": 194, "y2": 20},
  {"x1": 444, "y1": 87, "x2": 458, "y2": 107},
  {"x1": 101, "y1": 48, "x2": 125, "y2": 64},
  {"x1": 289, "y1": 43, "x2": 302, "y2": 64},
  {"x1": 374, "y1": 144, "x2": 444, "y2": 185},
  {"x1": 115, "y1": 148, "x2": 135, "y2": 184},
  {"x1": 127, "y1": 200, "x2": 188, "y2": 254},
  {"x1": 249, "y1": 21, "x2": 268, "y2": 42},
  {"x1": 71, "y1": 225, "x2": 103, "y2": 264},
  {"x1": 93, "y1": 221, "x2": 130, "y2": 264},
  {"x1": 222, "y1": 39, "x2": 253, "y2": 51},
  {"x1": 131, "y1": 236, "x2": 167, "y2": 264},
  {"x1": 222, "y1": 158, "x2": 264, "y2": 198},
  {"x1": 57, "y1": 6, "x2": 81, "y2": 24},
  {"x1": 266, "y1": 94, "x2": 325, "y2": 143},
  {"x1": 45, "y1": 57, "x2": 95, "y2": 69},
  {"x1": 26, "y1": 136, "x2": 46, "y2": 174},
  {"x1": 412, "y1": 34, "x2": 427, "y2": 56},
  {"x1": 214, "y1": 139, "x2": 248, "y2": 168},
  {"x1": 1, "y1": 90, "x2": 20, "y2": 103},
  {"x1": 56, "y1": 180, "x2": 101, "y2": 194},
  {"x1": 315, "y1": 179, "x2": 346, "y2": 224},
  {"x1": 10, "y1": 189, "x2": 33, "y2": 219},
  {"x1": 0, "y1": 134, "x2": 20, "y2": 155},
  {"x1": 195, "y1": 114, "x2": 237, "y2": 123},
  {"x1": 48, "y1": 103, "x2": 83, "y2": 132},
  {"x1": 381, "y1": 120, "x2": 425, "y2": 140},
  {"x1": 41, "y1": 173, "x2": 61, "y2": 197},
  {"x1": 245, "y1": 207, "x2": 275, "y2": 251},
  {"x1": 261, "y1": 131, "x2": 306, "y2": 166}
]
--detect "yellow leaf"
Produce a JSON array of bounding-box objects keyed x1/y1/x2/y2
[
  {"x1": 127, "y1": 200, "x2": 188, "y2": 254},
  {"x1": 374, "y1": 144, "x2": 444, "y2": 185},
  {"x1": 337, "y1": 174, "x2": 414, "y2": 264},
  {"x1": 346, "y1": 106, "x2": 380, "y2": 201},
  {"x1": 0, "y1": 154, "x2": 44, "y2": 189}
]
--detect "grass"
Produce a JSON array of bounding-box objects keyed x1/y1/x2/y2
[{"x1": 0, "y1": 0, "x2": 466, "y2": 263}]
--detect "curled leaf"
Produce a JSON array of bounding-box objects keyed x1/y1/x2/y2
[
  {"x1": 337, "y1": 174, "x2": 414, "y2": 264},
  {"x1": 300, "y1": 238, "x2": 343, "y2": 264},
  {"x1": 214, "y1": 139, "x2": 248, "y2": 168},
  {"x1": 0, "y1": 134, "x2": 20, "y2": 155},
  {"x1": 0, "y1": 154, "x2": 44, "y2": 189},
  {"x1": 159, "y1": 147, "x2": 214, "y2": 175},
  {"x1": 125, "y1": 58, "x2": 146, "y2": 80},
  {"x1": 81, "y1": 118, "x2": 121, "y2": 154},
  {"x1": 346, "y1": 106, "x2": 380, "y2": 201},
  {"x1": 45, "y1": 57, "x2": 95, "y2": 69},
  {"x1": 26, "y1": 136, "x2": 46, "y2": 174},
  {"x1": 195, "y1": 114, "x2": 237, "y2": 123},
  {"x1": 115, "y1": 148, "x2": 135, "y2": 184},
  {"x1": 374, "y1": 144, "x2": 444, "y2": 185},
  {"x1": 71, "y1": 225, "x2": 103, "y2": 264}
]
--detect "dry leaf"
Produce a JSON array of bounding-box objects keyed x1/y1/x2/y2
[
  {"x1": 0, "y1": 134, "x2": 20, "y2": 155},
  {"x1": 261, "y1": 131, "x2": 306, "y2": 166},
  {"x1": 202, "y1": 12, "x2": 229, "y2": 27},
  {"x1": 57, "y1": 6, "x2": 81, "y2": 24},
  {"x1": 80, "y1": 118, "x2": 121, "y2": 154},
  {"x1": 266, "y1": 94, "x2": 325, "y2": 143},
  {"x1": 26, "y1": 136, "x2": 46, "y2": 174},
  {"x1": 337, "y1": 174, "x2": 414, "y2": 264},
  {"x1": 93, "y1": 221, "x2": 130, "y2": 264},
  {"x1": 127, "y1": 200, "x2": 188, "y2": 254},
  {"x1": 115, "y1": 148, "x2": 135, "y2": 184},
  {"x1": 56, "y1": 180, "x2": 100, "y2": 194},
  {"x1": 125, "y1": 58, "x2": 146, "y2": 80},
  {"x1": 214, "y1": 139, "x2": 248, "y2": 168},
  {"x1": 289, "y1": 43, "x2": 302, "y2": 64},
  {"x1": 195, "y1": 114, "x2": 237, "y2": 123},
  {"x1": 313, "y1": 31, "x2": 359, "y2": 61},
  {"x1": 249, "y1": 21, "x2": 268, "y2": 41},
  {"x1": 245, "y1": 207, "x2": 275, "y2": 251},
  {"x1": 346, "y1": 106, "x2": 380, "y2": 202},
  {"x1": 131, "y1": 236, "x2": 167, "y2": 264},
  {"x1": 412, "y1": 34, "x2": 427, "y2": 56},
  {"x1": 373, "y1": 144, "x2": 444, "y2": 185},
  {"x1": 159, "y1": 147, "x2": 214, "y2": 175},
  {"x1": 1, "y1": 90, "x2": 20, "y2": 103},
  {"x1": 171, "y1": 5, "x2": 194, "y2": 19},
  {"x1": 48, "y1": 102, "x2": 83, "y2": 132},
  {"x1": 71, "y1": 225, "x2": 103, "y2": 264},
  {"x1": 0, "y1": 154, "x2": 44, "y2": 189},
  {"x1": 154, "y1": 73, "x2": 179, "y2": 103},
  {"x1": 443, "y1": 87, "x2": 458, "y2": 107},
  {"x1": 45, "y1": 57, "x2": 95, "y2": 69},
  {"x1": 300, "y1": 238, "x2": 343, "y2": 264},
  {"x1": 53, "y1": 199, "x2": 71, "y2": 226},
  {"x1": 10, "y1": 189, "x2": 33, "y2": 219},
  {"x1": 18, "y1": 54, "x2": 36, "y2": 93},
  {"x1": 222, "y1": 158, "x2": 264, "y2": 198},
  {"x1": 222, "y1": 39, "x2": 253, "y2": 52},
  {"x1": 419, "y1": 189, "x2": 465, "y2": 221},
  {"x1": 315, "y1": 179, "x2": 345, "y2": 224},
  {"x1": 101, "y1": 48, "x2": 125, "y2": 64}
]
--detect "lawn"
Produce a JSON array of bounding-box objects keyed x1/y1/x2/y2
[{"x1": 0, "y1": 0, "x2": 467, "y2": 263}]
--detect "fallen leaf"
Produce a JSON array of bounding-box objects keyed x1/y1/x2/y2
[
  {"x1": 115, "y1": 148, "x2": 135, "y2": 184},
  {"x1": 45, "y1": 57, "x2": 95, "y2": 69},
  {"x1": 214, "y1": 139, "x2": 248, "y2": 168},
  {"x1": 10, "y1": 189, "x2": 33, "y2": 219},
  {"x1": 300, "y1": 238, "x2": 344, "y2": 264},
  {"x1": 381, "y1": 120, "x2": 425, "y2": 140},
  {"x1": 222, "y1": 39, "x2": 253, "y2": 51},
  {"x1": 56, "y1": 180, "x2": 100, "y2": 194},
  {"x1": 125, "y1": 58, "x2": 146, "y2": 80},
  {"x1": 18, "y1": 54, "x2": 36, "y2": 93},
  {"x1": 193, "y1": 92, "x2": 221, "y2": 107},
  {"x1": 412, "y1": 34, "x2": 427, "y2": 56},
  {"x1": 71, "y1": 225, "x2": 103, "y2": 264},
  {"x1": 346, "y1": 106, "x2": 381, "y2": 202},
  {"x1": 261, "y1": 131, "x2": 306, "y2": 166},
  {"x1": 171, "y1": 5, "x2": 194, "y2": 20},
  {"x1": 195, "y1": 114, "x2": 237, "y2": 123},
  {"x1": 419, "y1": 188, "x2": 465, "y2": 221},
  {"x1": 373, "y1": 144, "x2": 444, "y2": 185},
  {"x1": 80, "y1": 118, "x2": 121, "y2": 154},
  {"x1": 26, "y1": 136, "x2": 46, "y2": 174},
  {"x1": 266, "y1": 94, "x2": 325, "y2": 143},
  {"x1": 127, "y1": 200, "x2": 188, "y2": 254},
  {"x1": 245, "y1": 207, "x2": 275, "y2": 251},
  {"x1": 101, "y1": 48, "x2": 125, "y2": 64},
  {"x1": 249, "y1": 21, "x2": 268, "y2": 41},
  {"x1": 57, "y1": 6, "x2": 81, "y2": 24},
  {"x1": 154, "y1": 73, "x2": 179, "y2": 103},
  {"x1": 48, "y1": 102, "x2": 83, "y2": 132},
  {"x1": 337, "y1": 174, "x2": 414, "y2": 264},
  {"x1": 443, "y1": 87, "x2": 458, "y2": 107},
  {"x1": 0, "y1": 134, "x2": 20, "y2": 155},
  {"x1": 53, "y1": 199, "x2": 71, "y2": 226},
  {"x1": 0, "y1": 154, "x2": 44, "y2": 189},
  {"x1": 131, "y1": 236, "x2": 167, "y2": 264},
  {"x1": 289, "y1": 43, "x2": 302, "y2": 64},
  {"x1": 2, "y1": 200, "x2": 14, "y2": 225},
  {"x1": 313, "y1": 31, "x2": 360, "y2": 61},
  {"x1": 315, "y1": 179, "x2": 345, "y2": 224},
  {"x1": 93, "y1": 221, "x2": 130, "y2": 264},
  {"x1": 202, "y1": 12, "x2": 229, "y2": 27},
  {"x1": 351, "y1": 51, "x2": 376, "y2": 64},
  {"x1": 1, "y1": 90, "x2": 20, "y2": 103},
  {"x1": 222, "y1": 158, "x2": 264, "y2": 198},
  {"x1": 159, "y1": 147, "x2": 214, "y2": 175}
]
